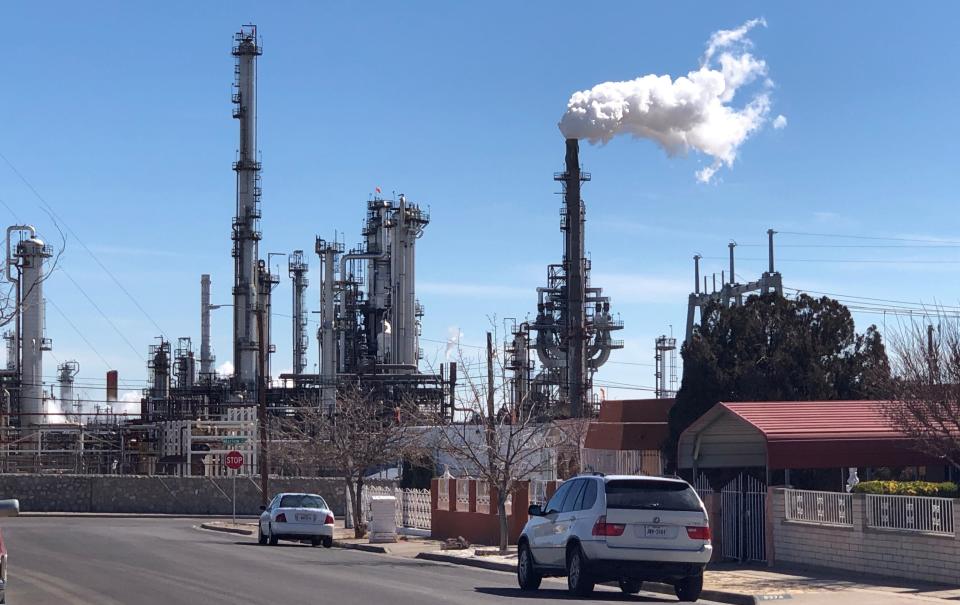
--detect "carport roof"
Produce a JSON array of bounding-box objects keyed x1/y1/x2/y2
[
  {"x1": 680, "y1": 400, "x2": 941, "y2": 469},
  {"x1": 723, "y1": 400, "x2": 902, "y2": 441}
]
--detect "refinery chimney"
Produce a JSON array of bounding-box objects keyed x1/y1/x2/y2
[
  {"x1": 231, "y1": 24, "x2": 263, "y2": 391},
  {"x1": 559, "y1": 139, "x2": 587, "y2": 417}
]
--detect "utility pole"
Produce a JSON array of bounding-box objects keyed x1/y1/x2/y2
[
  {"x1": 256, "y1": 307, "x2": 269, "y2": 507},
  {"x1": 485, "y1": 332, "x2": 496, "y2": 477}
]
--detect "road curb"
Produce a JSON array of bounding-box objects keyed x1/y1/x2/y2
[
  {"x1": 331, "y1": 540, "x2": 389, "y2": 554},
  {"x1": 199, "y1": 522, "x2": 254, "y2": 536},
  {"x1": 413, "y1": 552, "x2": 760, "y2": 605},
  {"x1": 21, "y1": 513, "x2": 259, "y2": 519}
]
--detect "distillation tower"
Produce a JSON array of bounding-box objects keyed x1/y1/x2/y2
[
  {"x1": 5, "y1": 225, "x2": 53, "y2": 427},
  {"x1": 231, "y1": 25, "x2": 263, "y2": 391},
  {"x1": 510, "y1": 140, "x2": 623, "y2": 418},
  {"x1": 308, "y1": 194, "x2": 446, "y2": 412},
  {"x1": 199, "y1": 274, "x2": 215, "y2": 379},
  {"x1": 289, "y1": 251, "x2": 309, "y2": 376}
]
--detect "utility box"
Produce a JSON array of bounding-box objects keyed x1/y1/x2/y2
[{"x1": 369, "y1": 495, "x2": 398, "y2": 543}]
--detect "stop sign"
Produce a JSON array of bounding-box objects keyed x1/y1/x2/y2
[{"x1": 225, "y1": 450, "x2": 244, "y2": 470}]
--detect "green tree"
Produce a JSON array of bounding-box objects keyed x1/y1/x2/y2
[{"x1": 666, "y1": 293, "x2": 891, "y2": 468}]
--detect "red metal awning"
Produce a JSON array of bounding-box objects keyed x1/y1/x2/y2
[{"x1": 720, "y1": 400, "x2": 940, "y2": 469}]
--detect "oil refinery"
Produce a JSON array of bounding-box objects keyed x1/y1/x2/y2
[{"x1": 0, "y1": 23, "x2": 756, "y2": 477}]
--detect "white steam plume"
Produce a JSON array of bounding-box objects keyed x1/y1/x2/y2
[{"x1": 558, "y1": 18, "x2": 781, "y2": 182}]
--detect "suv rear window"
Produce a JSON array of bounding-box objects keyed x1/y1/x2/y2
[{"x1": 604, "y1": 480, "x2": 701, "y2": 511}]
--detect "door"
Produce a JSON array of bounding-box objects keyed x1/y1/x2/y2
[
  {"x1": 549, "y1": 479, "x2": 587, "y2": 565},
  {"x1": 720, "y1": 473, "x2": 766, "y2": 562},
  {"x1": 529, "y1": 481, "x2": 573, "y2": 566}
]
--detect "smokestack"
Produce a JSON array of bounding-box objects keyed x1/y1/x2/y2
[
  {"x1": 106, "y1": 370, "x2": 118, "y2": 404},
  {"x1": 563, "y1": 139, "x2": 586, "y2": 417}
]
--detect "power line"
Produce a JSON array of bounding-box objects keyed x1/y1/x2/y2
[
  {"x1": 779, "y1": 230, "x2": 960, "y2": 245},
  {"x1": 44, "y1": 297, "x2": 113, "y2": 370},
  {"x1": 704, "y1": 256, "x2": 960, "y2": 265},
  {"x1": 55, "y1": 269, "x2": 144, "y2": 361},
  {"x1": 0, "y1": 150, "x2": 167, "y2": 338}
]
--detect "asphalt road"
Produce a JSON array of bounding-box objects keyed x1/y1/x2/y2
[{"x1": 1, "y1": 517, "x2": 729, "y2": 604}]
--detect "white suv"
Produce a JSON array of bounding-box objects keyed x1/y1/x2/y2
[{"x1": 517, "y1": 474, "x2": 711, "y2": 601}]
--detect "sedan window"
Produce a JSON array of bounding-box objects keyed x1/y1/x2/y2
[{"x1": 279, "y1": 494, "x2": 327, "y2": 509}]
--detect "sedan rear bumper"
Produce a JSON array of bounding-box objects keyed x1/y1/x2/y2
[{"x1": 272, "y1": 522, "x2": 334, "y2": 538}]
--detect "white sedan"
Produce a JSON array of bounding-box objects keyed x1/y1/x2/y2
[{"x1": 258, "y1": 492, "x2": 335, "y2": 548}]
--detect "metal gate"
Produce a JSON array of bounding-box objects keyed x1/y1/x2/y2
[{"x1": 720, "y1": 473, "x2": 766, "y2": 562}]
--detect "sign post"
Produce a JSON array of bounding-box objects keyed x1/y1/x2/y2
[{"x1": 225, "y1": 450, "x2": 244, "y2": 526}]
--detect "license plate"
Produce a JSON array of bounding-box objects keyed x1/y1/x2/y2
[
  {"x1": 639, "y1": 524, "x2": 672, "y2": 538},
  {"x1": 295, "y1": 513, "x2": 314, "y2": 522}
]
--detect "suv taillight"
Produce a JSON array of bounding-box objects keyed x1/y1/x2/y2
[
  {"x1": 275, "y1": 512, "x2": 287, "y2": 523},
  {"x1": 592, "y1": 515, "x2": 625, "y2": 537},
  {"x1": 324, "y1": 513, "x2": 335, "y2": 525},
  {"x1": 686, "y1": 525, "x2": 711, "y2": 541}
]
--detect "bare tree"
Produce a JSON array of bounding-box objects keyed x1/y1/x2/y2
[
  {"x1": 887, "y1": 318, "x2": 960, "y2": 470},
  {"x1": 432, "y1": 330, "x2": 554, "y2": 553},
  {"x1": 550, "y1": 417, "x2": 592, "y2": 479},
  {"x1": 274, "y1": 383, "x2": 425, "y2": 538}
]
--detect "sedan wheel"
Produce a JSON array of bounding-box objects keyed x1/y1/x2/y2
[
  {"x1": 267, "y1": 524, "x2": 279, "y2": 546},
  {"x1": 257, "y1": 524, "x2": 268, "y2": 545}
]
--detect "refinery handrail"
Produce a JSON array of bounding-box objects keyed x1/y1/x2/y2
[{"x1": 784, "y1": 488, "x2": 853, "y2": 527}]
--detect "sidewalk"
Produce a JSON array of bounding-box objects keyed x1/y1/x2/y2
[{"x1": 199, "y1": 521, "x2": 960, "y2": 603}]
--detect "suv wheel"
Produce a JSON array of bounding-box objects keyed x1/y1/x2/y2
[
  {"x1": 566, "y1": 545, "x2": 595, "y2": 596},
  {"x1": 674, "y1": 573, "x2": 703, "y2": 602},
  {"x1": 517, "y1": 543, "x2": 542, "y2": 591},
  {"x1": 618, "y1": 578, "x2": 642, "y2": 594}
]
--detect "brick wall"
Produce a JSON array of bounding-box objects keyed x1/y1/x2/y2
[
  {"x1": 430, "y1": 478, "x2": 535, "y2": 546},
  {"x1": 0, "y1": 474, "x2": 394, "y2": 516},
  {"x1": 771, "y1": 488, "x2": 960, "y2": 585}
]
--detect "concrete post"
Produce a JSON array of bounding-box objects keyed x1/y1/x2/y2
[
  {"x1": 954, "y1": 498, "x2": 960, "y2": 543},
  {"x1": 449, "y1": 478, "x2": 458, "y2": 512}
]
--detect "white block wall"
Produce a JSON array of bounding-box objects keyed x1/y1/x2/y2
[{"x1": 771, "y1": 488, "x2": 960, "y2": 585}]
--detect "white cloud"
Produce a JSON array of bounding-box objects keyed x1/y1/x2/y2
[
  {"x1": 773, "y1": 114, "x2": 787, "y2": 129},
  {"x1": 217, "y1": 361, "x2": 234, "y2": 377},
  {"x1": 558, "y1": 18, "x2": 778, "y2": 183}
]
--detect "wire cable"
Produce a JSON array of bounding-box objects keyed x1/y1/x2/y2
[{"x1": 0, "y1": 150, "x2": 167, "y2": 338}]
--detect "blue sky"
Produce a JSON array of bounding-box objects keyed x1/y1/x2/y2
[{"x1": 3, "y1": 2, "x2": 960, "y2": 409}]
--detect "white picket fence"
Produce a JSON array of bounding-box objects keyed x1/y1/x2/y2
[{"x1": 361, "y1": 485, "x2": 432, "y2": 531}]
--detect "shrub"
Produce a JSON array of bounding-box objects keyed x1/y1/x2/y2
[{"x1": 852, "y1": 480, "x2": 958, "y2": 498}]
